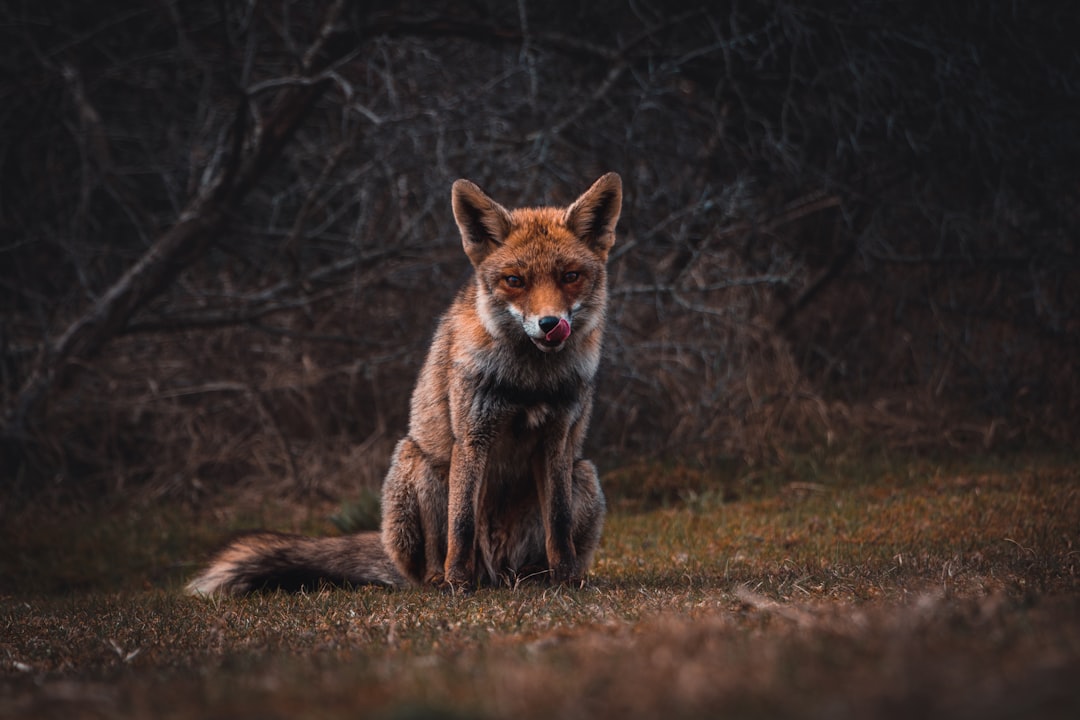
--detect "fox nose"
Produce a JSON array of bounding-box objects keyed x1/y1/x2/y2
[{"x1": 538, "y1": 316, "x2": 560, "y2": 334}]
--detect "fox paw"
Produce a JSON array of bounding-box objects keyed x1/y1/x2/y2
[
  {"x1": 438, "y1": 578, "x2": 475, "y2": 596},
  {"x1": 438, "y1": 564, "x2": 475, "y2": 595},
  {"x1": 549, "y1": 560, "x2": 586, "y2": 588}
]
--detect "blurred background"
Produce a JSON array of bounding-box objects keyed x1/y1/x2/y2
[{"x1": 2, "y1": 1, "x2": 1077, "y2": 503}]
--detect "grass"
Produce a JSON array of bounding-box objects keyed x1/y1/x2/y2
[{"x1": 1, "y1": 452, "x2": 1078, "y2": 719}]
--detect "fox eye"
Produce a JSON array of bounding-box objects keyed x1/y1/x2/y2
[
  {"x1": 561, "y1": 271, "x2": 580, "y2": 284},
  {"x1": 504, "y1": 275, "x2": 524, "y2": 289}
]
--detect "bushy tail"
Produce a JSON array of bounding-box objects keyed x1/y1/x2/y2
[{"x1": 185, "y1": 531, "x2": 405, "y2": 596}]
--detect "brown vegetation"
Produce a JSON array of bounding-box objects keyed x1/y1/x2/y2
[{"x1": 1, "y1": 2, "x2": 1078, "y2": 500}]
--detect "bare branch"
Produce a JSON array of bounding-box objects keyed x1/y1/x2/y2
[{"x1": 2, "y1": 2, "x2": 353, "y2": 448}]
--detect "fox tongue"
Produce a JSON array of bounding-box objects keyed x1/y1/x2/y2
[{"x1": 545, "y1": 318, "x2": 572, "y2": 343}]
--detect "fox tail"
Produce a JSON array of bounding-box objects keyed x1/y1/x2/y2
[{"x1": 185, "y1": 531, "x2": 405, "y2": 596}]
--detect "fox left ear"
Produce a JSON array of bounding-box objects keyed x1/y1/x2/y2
[
  {"x1": 565, "y1": 172, "x2": 622, "y2": 257},
  {"x1": 452, "y1": 179, "x2": 513, "y2": 266}
]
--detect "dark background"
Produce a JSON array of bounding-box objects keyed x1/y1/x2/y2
[{"x1": 2, "y1": 1, "x2": 1077, "y2": 502}]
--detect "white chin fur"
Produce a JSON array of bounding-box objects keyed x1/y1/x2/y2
[{"x1": 530, "y1": 338, "x2": 566, "y2": 353}]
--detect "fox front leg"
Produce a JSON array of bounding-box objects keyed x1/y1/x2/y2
[
  {"x1": 533, "y1": 447, "x2": 581, "y2": 585},
  {"x1": 443, "y1": 440, "x2": 485, "y2": 592}
]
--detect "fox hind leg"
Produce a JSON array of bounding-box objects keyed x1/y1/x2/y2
[{"x1": 380, "y1": 437, "x2": 449, "y2": 585}]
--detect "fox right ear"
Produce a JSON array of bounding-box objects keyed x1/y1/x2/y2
[
  {"x1": 452, "y1": 179, "x2": 513, "y2": 265},
  {"x1": 564, "y1": 172, "x2": 622, "y2": 258}
]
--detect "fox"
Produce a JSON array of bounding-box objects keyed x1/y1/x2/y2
[{"x1": 186, "y1": 172, "x2": 623, "y2": 595}]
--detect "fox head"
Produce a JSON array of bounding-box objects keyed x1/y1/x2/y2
[{"x1": 451, "y1": 173, "x2": 622, "y2": 353}]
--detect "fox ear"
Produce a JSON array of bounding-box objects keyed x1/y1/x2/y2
[
  {"x1": 565, "y1": 172, "x2": 622, "y2": 257},
  {"x1": 452, "y1": 179, "x2": 513, "y2": 265}
]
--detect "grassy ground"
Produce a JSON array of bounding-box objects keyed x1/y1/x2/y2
[{"x1": 2, "y1": 452, "x2": 1078, "y2": 719}]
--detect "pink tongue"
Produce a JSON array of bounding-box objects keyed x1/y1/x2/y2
[{"x1": 545, "y1": 318, "x2": 572, "y2": 343}]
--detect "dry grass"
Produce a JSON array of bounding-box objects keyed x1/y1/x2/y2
[{"x1": 2, "y1": 453, "x2": 1078, "y2": 719}]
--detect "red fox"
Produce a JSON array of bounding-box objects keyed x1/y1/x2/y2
[{"x1": 187, "y1": 173, "x2": 623, "y2": 595}]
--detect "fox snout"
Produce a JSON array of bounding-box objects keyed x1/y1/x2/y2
[
  {"x1": 539, "y1": 316, "x2": 571, "y2": 343},
  {"x1": 528, "y1": 314, "x2": 572, "y2": 351}
]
